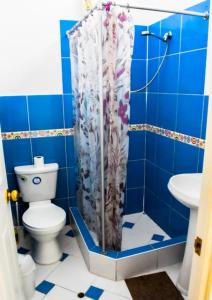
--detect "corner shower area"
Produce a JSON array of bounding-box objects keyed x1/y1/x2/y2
[{"x1": 65, "y1": 1, "x2": 209, "y2": 280}]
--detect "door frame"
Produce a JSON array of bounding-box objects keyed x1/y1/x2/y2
[{"x1": 188, "y1": 3, "x2": 212, "y2": 299}]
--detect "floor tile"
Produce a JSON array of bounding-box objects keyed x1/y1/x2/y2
[
  {"x1": 151, "y1": 234, "x2": 165, "y2": 242},
  {"x1": 92, "y1": 276, "x2": 132, "y2": 299},
  {"x1": 100, "y1": 291, "x2": 132, "y2": 300},
  {"x1": 46, "y1": 255, "x2": 97, "y2": 293},
  {"x1": 44, "y1": 286, "x2": 79, "y2": 300},
  {"x1": 31, "y1": 291, "x2": 44, "y2": 300},
  {"x1": 58, "y1": 234, "x2": 83, "y2": 258},
  {"x1": 35, "y1": 262, "x2": 61, "y2": 285},
  {"x1": 122, "y1": 212, "x2": 143, "y2": 224},
  {"x1": 65, "y1": 229, "x2": 75, "y2": 237},
  {"x1": 17, "y1": 247, "x2": 30, "y2": 254},
  {"x1": 36, "y1": 280, "x2": 55, "y2": 294},
  {"x1": 60, "y1": 253, "x2": 69, "y2": 261},
  {"x1": 85, "y1": 286, "x2": 104, "y2": 300},
  {"x1": 122, "y1": 222, "x2": 135, "y2": 229}
]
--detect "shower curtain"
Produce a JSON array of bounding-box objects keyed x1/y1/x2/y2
[{"x1": 70, "y1": 6, "x2": 134, "y2": 251}]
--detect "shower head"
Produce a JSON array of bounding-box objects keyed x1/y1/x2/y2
[{"x1": 141, "y1": 30, "x2": 172, "y2": 43}]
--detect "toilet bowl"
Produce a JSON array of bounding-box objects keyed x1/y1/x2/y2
[
  {"x1": 15, "y1": 158, "x2": 66, "y2": 265},
  {"x1": 23, "y1": 201, "x2": 66, "y2": 264}
]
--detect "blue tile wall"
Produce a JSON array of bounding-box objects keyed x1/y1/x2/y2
[
  {"x1": 28, "y1": 95, "x2": 64, "y2": 130},
  {"x1": 145, "y1": 2, "x2": 209, "y2": 237},
  {"x1": 0, "y1": 9, "x2": 209, "y2": 237}
]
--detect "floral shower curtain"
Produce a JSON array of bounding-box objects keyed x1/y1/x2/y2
[{"x1": 69, "y1": 6, "x2": 134, "y2": 251}]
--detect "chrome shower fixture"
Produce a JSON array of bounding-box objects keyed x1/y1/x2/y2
[{"x1": 141, "y1": 30, "x2": 172, "y2": 42}]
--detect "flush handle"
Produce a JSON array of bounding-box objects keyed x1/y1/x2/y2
[
  {"x1": 5, "y1": 190, "x2": 21, "y2": 202},
  {"x1": 194, "y1": 236, "x2": 202, "y2": 256}
]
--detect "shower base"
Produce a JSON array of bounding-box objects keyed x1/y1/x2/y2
[{"x1": 69, "y1": 207, "x2": 186, "y2": 281}]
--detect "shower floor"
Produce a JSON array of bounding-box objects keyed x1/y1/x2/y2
[{"x1": 90, "y1": 212, "x2": 170, "y2": 251}]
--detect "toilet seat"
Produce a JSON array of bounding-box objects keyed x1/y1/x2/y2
[{"x1": 22, "y1": 204, "x2": 66, "y2": 232}]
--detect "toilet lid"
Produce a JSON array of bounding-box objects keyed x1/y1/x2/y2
[{"x1": 22, "y1": 204, "x2": 66, "y2": 229}]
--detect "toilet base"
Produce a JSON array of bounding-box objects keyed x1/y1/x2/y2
[{"x1": 32, "y1": 238, "x2": 62, "y2": 265}]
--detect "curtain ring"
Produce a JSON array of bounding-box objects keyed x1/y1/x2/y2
[{"x1": 127, "y1": 3, "x2": 130, "y2": 12}]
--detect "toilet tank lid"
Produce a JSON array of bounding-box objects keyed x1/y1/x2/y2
[{"x1": 14, "y1": 163, "x2": 59, "y2": 175}]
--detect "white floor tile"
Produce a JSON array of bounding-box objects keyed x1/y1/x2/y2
[
  {"x1": 100, "y1": 290, "x2": 132, "y2": 300},
  {"x1": 58, "y1": 235, "x2": 83, "y2": 259},
  {"x1": 44, "y1": 286, "x2": 79, "y2": 300},
  {"x1": 122, "y1": 212, "x2": 143, "y2": 224},
  {"x1": 46, "y1": 255, "x2": 97, "y2": 293},
  {"x1": 35, "y1": 261, "x2": 61, "y2": 285},
  {"x1": 30, "y1": 291, "x2": 44, "y2": 300},
  {"x1": 92, "y1": 276, "x2": 132, "y2": 299}
]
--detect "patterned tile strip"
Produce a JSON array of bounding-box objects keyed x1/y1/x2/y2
[{"x1": 1, "y1": 124, "x2": 205, "y2": 149}]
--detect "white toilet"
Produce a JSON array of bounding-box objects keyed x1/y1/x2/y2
[{"x1": 14, "y1": 157, "x2": 66, "y2": 265}]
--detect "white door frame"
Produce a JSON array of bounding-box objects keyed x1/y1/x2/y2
[
  {"x1": 188, "y1": 3, "x2": 212, "y2": 299},
  {"x1": 0, "y1": 130, "x2": 25, "y2": 300}
]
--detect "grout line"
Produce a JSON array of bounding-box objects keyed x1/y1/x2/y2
[
  {"x1": 26, "y1": 96, "x2": 33, "y2": 162},
  {"x1": 147, "y1": 46, "x2": 207, "y2": 61}
]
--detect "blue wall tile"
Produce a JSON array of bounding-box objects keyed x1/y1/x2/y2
[
  {"x1": 146, "y1": 132, "x2": 156, "y2": 163},
  {"x1": 201, "y1": 96, "x2": 209, "y2": 139},
  {"x1": 66, "y1": 136, "x2": 76, "y2": 167},
  {"x1": 131, "y1": 59, "x2": 146, "y2": 91},
  {"x1": 145, "y1": 188, "x2": 170, "y2": 235},
  {"x1": 147, "y1": 59, "x2": 159, "y2": 92},
  {"x1": 31, "y1": 137, "x2": 66, "y2": 168},
  {"x1": 169, "y1": 210, "x2": 189, "y2": 237},
  {"x1": 68, "y1": 167, "x2": 76, "y2": 198},
  {"x1": 176, "y1": 95, "x2": 203, "y2": 137},
  {"x1": 62, "y1": 58, "x2": 72, "y2": 93},
  {"x1": 146, "y1": 93, "x2": 158, "y2": 125},
  {"x1": 28, "y1": 95, "x2": 64, "y2": 130},
  {"x1": 157, "y1": 94, "x2": 177, "y2": 131},
  {"x1": 173, "y1": 141, "x2": 199, "y2": 174},
  {"x1": 3, "y1": 139, "x2": 32, "y2": 173},
  {"x1": 60, "y1": 20, "x2": 77, "y2": 58},
  {"x1": 179, "y1": 49, "x2": 206, "y2": 94},
  {"x1": 181, "y1": 3, "x2": 209, "y2": 52},
  {"x1": 128, "y1": 131, "x2": 145, "y2": 160},
  {"x1": 127, "y1": 160, "x2": 144, "y2": 189},
  {"x1": 63, "y1": 94, "x2": 74, "y2": 128},
  {"x1": 133, "y1": 25, "x2": 147, "y2": 59},
  {"x1": 125, "y1": 188, "x2": 144, "y2": 214},
  {"x1": 160, "y1": 14, "x2": 181, "y2": 55},
  {"x1": 158, "y1": 54, "x2": 179, "y2": 93},
  {"x1": 155, "y1": 135, "x2": 174, "y2": 173},
  {"x1": 130, "y1": 93, "x2": 146, "y2": 124},
  {"x1": 7, "y1": 173, "x2": 19, "y2": 190},
  {"x1": 56, "y1": 169, "x2": 68, "y2": 198},
  {"x1": 148, "y1": 22, "x2": 160, "y2": 59},
  {"x1": 0, "y1": 96, "x2": 29, "y2": 132},
  {"x1": 171, "y1": 197, "x2": 190, "y2": 220},
  {"x1": 198, "y1": 149, "x2": 205, "y2": 172}
]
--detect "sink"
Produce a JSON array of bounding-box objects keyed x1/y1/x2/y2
[
  {"x1": 168, "y1": 173, "x2": 202, "y2": 296},
  {"x1": 168, "y1": 173, "x2": 202, "y2": 209}
]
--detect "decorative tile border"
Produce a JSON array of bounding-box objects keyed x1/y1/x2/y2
[
  {"x1": 1, "y1": 128, "x2": 74, "y2": 140},
  {"x1": 130, "y1": 124, "x2": 205, "y2": 149},
  {"x1": 1, "y1": 124, "x2": 205, "y2": 149}
]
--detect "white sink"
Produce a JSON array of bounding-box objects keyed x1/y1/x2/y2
[
  {"x1": 168, "y1": 173, "x2": 202, "y2": 297},
  {"x1": 168, "y1": 173, "x2": 202, "y2": 209}
]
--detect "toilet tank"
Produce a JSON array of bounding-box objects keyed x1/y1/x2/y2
[{"x1": 14, "y1": 163, "x2": 59, "y2": 203}]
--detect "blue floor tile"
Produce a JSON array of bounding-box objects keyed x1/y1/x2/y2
[
  {"x1": 85, "y1": 286, "x2": 104, "y2": 300},
  {"x1": 35, "y1": 280, "x2": 55, "y2": 294},
  {"x1": 151, "y1": 234, "x2": 165, "y2": 242},
  {"x1": 17, "y1": 247, "x2": 30, "y2": 254},
  {"x1": 122, "y1": 222, "x2": 135, "y2": 229},
  {"x1": 60, "y1": 253, "x2": 69, "y2": 261},
  {"x1": 65, "y1": 229, "x2": 75, "y2": 237}
]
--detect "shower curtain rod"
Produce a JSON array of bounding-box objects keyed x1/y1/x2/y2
[{"x1": 66, "y1": 2, "x2": 209, "y2": 36}]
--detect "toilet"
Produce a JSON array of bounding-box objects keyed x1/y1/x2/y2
[{"x1": 14, "y1": 158, "x2": 66, "y2": 265}]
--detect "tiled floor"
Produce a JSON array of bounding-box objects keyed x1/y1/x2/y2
[
  {"x1": 19, "y1": 225, "x2": 182, "y2": 300},
  {"x1": 90, "y1": 212, "x2": 170, "y2": 250}
]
